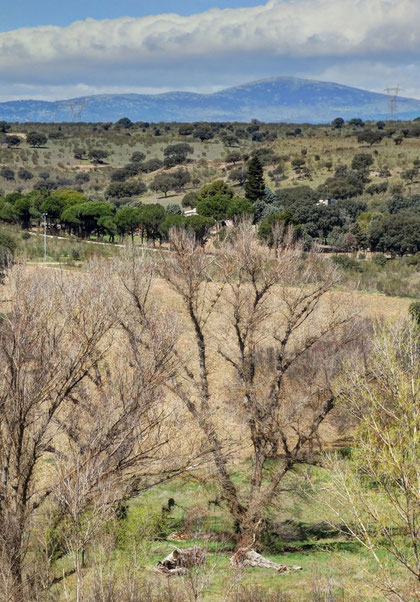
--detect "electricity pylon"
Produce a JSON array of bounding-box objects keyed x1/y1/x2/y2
[
  {"x1": 384, "y1": 86, "x2": 401, "y2": 119},
  {"x1": 65, "y1": 99, "x2": 86, "y2": 122}
]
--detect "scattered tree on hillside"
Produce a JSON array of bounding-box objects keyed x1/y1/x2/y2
[
  {"x1": 115, "y1": 117, "x2": 133, "y2": 129},
  {"x1": 88, "y1": 148, "x2": 109, "y2": 164},
  {"x1": 401, "y1": 166, "x2": 419, "y2": 185},
  {"x1": 130, "y1": 151, "x2": 146, "y2": 163},
  {"x1": 228, "y1": 168, "x2": 247, "y2": 187},
  {"x1": 0, "y1": 168, "x2": 15, "y2": 181},
  {"x1": 73, "y1": 147, "x2": 85, "y2": 160},
  {"x1": 140, "y1": 158, "x2": 163, "y2": 172},
  {"x1": 150, "y1": 173, "x2": 176, "y2": 198},
  {"x1": 351, "y1": 153, "x2": 374, "y2": 171},
  {"x1": 171, "y1": 167, "x2": 191, "y2": 190},
  {"x1": 193, "y1": 125, "x2": 214, "y2": 142},
  {"x1": 163, "y1": 143, "x2": 193, "y2": 167},
  {"x1": 17, "y1": 168, "x2": 33, "y2": 181},
  {"x1": 357, "y1": 130, "x2": 384, "y2": 146},
  {"x1": 106, "y1": 181, "x2": 147, "y2": 199},
  {"x1": 245, "y1": 156, "x2": 265, "y2": 202},
  {"x1": 226, "y1": 151, "x2": 242, "y2": 164},
  {"x1": 27, "y1": 132, "x2": 47, "y2": 148},
  {"x1": 6, "y1": 135, "x2": 21, "y2": 148}
]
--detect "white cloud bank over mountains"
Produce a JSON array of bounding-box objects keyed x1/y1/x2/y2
[{"x1": 0, "y1": 0, "x2": 419, "y2": 101}]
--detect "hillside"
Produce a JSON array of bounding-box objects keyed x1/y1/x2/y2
[{"x1": 2, "y1": 77, "x2": 420, "y2": 123}]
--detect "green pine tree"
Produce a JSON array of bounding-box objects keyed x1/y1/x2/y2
[{"x1": 245, "y1": 157, "x2": 265, "y2": 202}]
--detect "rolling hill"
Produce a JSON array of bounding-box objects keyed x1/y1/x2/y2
[{"x1": 1, "y1": 77, "x2": 420, "y2": 123}]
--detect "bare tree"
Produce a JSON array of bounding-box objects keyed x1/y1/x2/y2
[
  {"x1": 0, "y1": 260, "x2": 189, "y2": 601},
  {"x1": 0, "y1": 265, "x2": 115, "y2": 602},
  {"x1": 47, "y1": 257, "x2": 197, "y2": 599},
  {"x1": 158, "y1": 223, "x2": 361, "y2": 544}
]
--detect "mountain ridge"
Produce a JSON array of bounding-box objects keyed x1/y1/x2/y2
[{"x1": 1, "y1": 76, "x2": 420, "y2": 123}]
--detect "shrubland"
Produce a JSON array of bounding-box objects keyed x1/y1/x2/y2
[{"x1": 0, "y1": 117, "x2": 419, "y2": 257}]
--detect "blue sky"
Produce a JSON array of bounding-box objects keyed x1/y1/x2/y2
[
  {"x1": 0, "y1": 0, "x2": 419, "y2": 102},
  {"x1": 2, "y1": 1, "x2": 262, "y2": 31}
]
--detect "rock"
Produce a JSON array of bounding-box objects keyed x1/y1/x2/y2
[
  {"x1": 155, "y1": 546, "x2": 207, "y2": 576},
  {"x1": 230, "y1": 548, "x2": 302, "y2": 572}
]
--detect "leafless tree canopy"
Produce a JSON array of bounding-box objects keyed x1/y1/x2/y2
[
  {"x1": 0, "y1": 225, "x2": 371, "y2": 599},
  {"x1": 0, "y1": 262, "x2": 190, "y2": 601},
  {"x1": 155, "y1": 222, "x2": 365, "y2": 543}
]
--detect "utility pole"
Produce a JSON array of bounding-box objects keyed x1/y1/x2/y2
[{"x1": 42, "y1": 213, "x2": 48, "y2": 262}]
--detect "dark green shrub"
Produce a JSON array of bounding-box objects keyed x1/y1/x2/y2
[
  {"x1": 332, "y1": 254, "x2": 362, "y2": 272},
  {"x1": 372, "y1": 254, "x2": 387, "y2": 267},
  {"x1": 409, "y1": 301, "x2": 420, "y2": 325}
]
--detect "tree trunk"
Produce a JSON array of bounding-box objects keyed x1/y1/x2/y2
[
  {"x1": 75, "y1": 550, "x2": 82, "y2": 602},
  {"x1": 5, "y1": 535, "x2": 24, "y2": 602}
]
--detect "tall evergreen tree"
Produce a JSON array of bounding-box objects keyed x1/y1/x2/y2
[{"x1": 245, "y1": 157, "x2": 265, "y2": 202}]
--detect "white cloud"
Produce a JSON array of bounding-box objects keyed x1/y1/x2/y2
[{"x1": 0, "y1": 0, "x2": 419, "y2": 100}]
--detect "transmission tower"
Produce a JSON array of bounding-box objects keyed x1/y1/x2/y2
[
  {"x1": 384, "y1": 86, "x2": 401, "y2": 119},
  {"x1": 65, "y1": 99, "x2": 86, "y2": 122},
  {"x1": 53, "y1": 101, "x2": 59, "y2": 123}
]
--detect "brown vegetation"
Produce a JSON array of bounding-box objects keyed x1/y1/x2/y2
[{"x1": 0, "y1": 222, "x2": 415, "y2": 600}]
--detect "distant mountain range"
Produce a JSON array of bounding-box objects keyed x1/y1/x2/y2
[{"x1": 1, "y1": 77, "x2": 420, "y2": 124}]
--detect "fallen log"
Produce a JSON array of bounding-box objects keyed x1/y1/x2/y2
[
  {"x1": 230, "y1": 548, "x2": 302, "y2": 572},
  {"x1": 155, "y1": 546, "x2": 207, "y2": 576}
]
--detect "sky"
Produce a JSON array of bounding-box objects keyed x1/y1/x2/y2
[
  {"x1": 1, "y1": 1, "x2": 263, "y2": 31},
  {"x1": 0, "y1": 0, "x2": 419, "y2": 102}
]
